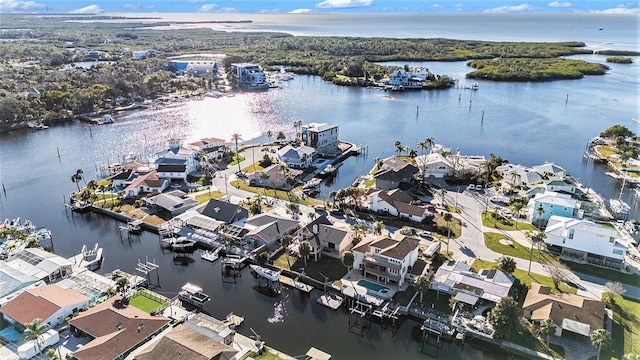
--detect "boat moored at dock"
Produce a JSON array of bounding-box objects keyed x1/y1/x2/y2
[
  {"x1": 178, "y1": 283, "x2": 210, "y2": 307},
  {"x1": 250, "y1": 265, "x2": 281, "y2": 282}
]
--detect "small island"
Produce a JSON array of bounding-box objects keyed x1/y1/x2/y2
[{"x1": 606, "y1": 56, "x2": 634, "y2": 64}]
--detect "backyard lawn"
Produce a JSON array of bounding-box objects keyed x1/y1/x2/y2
[
  {"x1": 273, "y1": 254, "x2": 348, "y2": 282},
  {"x1": 482, "y1": 212, "x2": 537, "y2": 231},
  {"x1": 129, "y1": 291, "x2": 169, "y2": 314},
  {"x1": 484, "y1": 232, "x2": 559, "y2": 264},
  {"x1": 607, "y1": 293, "x2": 640, "y2": 360}
]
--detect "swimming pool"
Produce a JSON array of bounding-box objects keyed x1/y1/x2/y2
[{"x1": 357, "y1": 279, "x2": 390, "y2": 294}]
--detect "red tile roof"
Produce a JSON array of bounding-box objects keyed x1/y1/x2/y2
[{"x1": 0, "y1": 291, "x2": 59, "y2": 326}]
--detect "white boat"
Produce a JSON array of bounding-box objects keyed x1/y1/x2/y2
[
  {"x1": 472, "y1": 82, "x2": 479, "y2": 90},
  {"x1": 250, "y1": 265, "x2": 281, "y2": 282},
  {"x1": 201, "y1": 247, "x2": 221, "y2": 262},
  {"x1": 170, "y1": 237, "x2": 196, "y2": 251},
  {"x1": 36, "y1": 228, "x2": 52, "y2": 241},
  {"x1": 317, "y1": 164, "x2": 337, "y2": 178},
  {"x1": 609, "y1": 198, "x2": 631, "y2": 215},
  {"x1": 178, "y1": 283, "x2": 210, "y2": 307}
]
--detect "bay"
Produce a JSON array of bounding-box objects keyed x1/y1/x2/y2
[{"x1": 1, "y1": 13, "x2": 639, "y2": 359}]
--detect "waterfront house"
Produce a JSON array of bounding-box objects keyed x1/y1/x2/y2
[
  {"x1": 528, "y1": 191, "x2": 581, "y2": 227},
  {"x1": 156, "y1": 139, "x2": 198, "y2": 175},
  {"x1": 189, "y1": 137, "x2": 228, "y2": 161},
  {"x1": 295, "y1": 215, "x2": 355, "y2": 261},
  {"x1": 352, "y1": 234, "x2": 420, "y2": 287},
  {"x1": 544, "y1": 215, "x2": 627, "y2": 269},
  {"x1": 166, "y1": 60, "x2": 218, "y2": 76},
  {"x1": 143, "y1": 190, "x2": 199, "y2": 218},
  {"x1": 496, "y1": 164, "x2": 543, "y2": 186},
  {"x1": 134, "y1": 324, "x2": 237, "y2": 360},
  {"x1": 155, "y1": 158, "x2": 189, "y2": 181},
  {"x1": 533, "y1": 162, "x2": 566, "y2": 178},
  {"x1": 387, "y1": 70, "x2": 423, "y2": 89},
  {"x1": 414, "y1": 152, "x2": 454, "y2": 178},
  {"x1": 231, "y1": 63, "x2": 269, "y2": 89},
  {"x1": 429, "y1": 261, "x2": 515, "y2": 306},
  {"x1": 276, "y1": 144, "x2": 316, "y2": 169},
  {"x1": 123, "y1": 170, "x2": 169, "y2": 198},
  {"x1": 523, "y1": 283, "x2": 605, "y2": 337},
  {"x1": 373, "y1": 157, "x2": 419, "y2": 191},
  {"x1": 243, "y1": 213, "x2": 300, "y2": 249},
  {"x1": 302, "y1": 122, "x2": 340, "y2": 156},
  {"x1": 198, "y1": 198, "x2": 249, "y2": 224},
  {"x1": 68, "y1": 296, "x2": 171, "y2": 360},
  {"x1": 248, "y1": 165, "x2": 303, "y2": 190},
  {"x1": 367, "y1": 188, "x2": 427, "y2": 222},
  {"x1": 0, "y1": 284, "x2": 89, "y2": 329},
  {"x1": 543, "y1": 178, "x2": 577, "y2": 195}
]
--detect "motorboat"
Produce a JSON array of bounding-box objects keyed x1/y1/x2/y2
[
  {"x1": 250, "y1": 265, "x2": 281, "y2": 282},
  {"x1": 317, "y1": 164, "x2": 337, "y2": 178},
  {"x1": 170, "y1": 237, "x2": 196, "y2": 252},
  {"x1": 178, "y1": 283, "x2": 210, "y2": 307}
]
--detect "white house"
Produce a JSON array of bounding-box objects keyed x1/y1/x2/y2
[
  {"x1": 429, "y1": 261, "x2": 514, "y2": 305},
  {"x1": 302, "y1": 123, "x2": 339, "y2": 156},
  {"x1": 155, "y1": 139, "x2": 198, "y2": 175},
  {"x1": 544, "y1": 178, "x2": 577, "y2": 194},
  {"x1": 351, "y1": 234, "x2": 420, "y2": 287},
  {"x1": 277, "y1": 144, "x2": 316, "y2": 169},
  {"x1": 0, "y1": 284, "x2": 90, "y2": 328},
  {"x1": 545, "y1": 215, "x2": 628, "y2": 269},
  {"x1": 155, "y1": 158, "x2": 189, "y2": 181},
  {"x1": 533, "y1": 162, "x2": 565, "y2": 178},
  {"x1": 189, "y1": 137, "x2": 227, "y2": 160},
  {"x1": 368, "y1": 189, "x2": 427, "y2": 222},
  {"x1": 414, "y1": 153, "x2": 454, "y2": 178},
  {"x1": 123, "y1": 170, "x2": 169, "y2": 198},
  {"x1": 496, "y1": 163, "x2": 542, "y2": 186}
]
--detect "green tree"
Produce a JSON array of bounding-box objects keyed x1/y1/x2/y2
[
  {"x1": 299, "y1": 241, "x2": 311, "y2": 267},
  {"x1": 488, "y1": 296, "x2": 521, "y2": 340},
  {"x1": 590, "y1": 329, "x2": 610, "y2": 360},
  {"x1": 414, "y1": 275, "x2": 429, "y2": 303},
  {"x1": 115, "y1": 277, "x2": 130, "y2": 298},
  {"x1": 600, "y1": 124, "x2": 634, "y2": 139},
  {"x1": 497, "y1": 256, "x2": 517, "y2": 274},
  {"x1": 266, "y1": 130, "x2": 273, "y2": 145},
  {"x1": 257, "y1": 251, "x2": 269, "y2": 266},
  {"x1": 281, "y1": 234, "x2": 293, "y2": 269},
  {"x1": 46, "y1": 347, "x2": 60, "y2": 360},
  {"x1": 539, "y1": 318, "x2": 556, "y2": 350},
  {"x1": 373, "y1": 220, "x2": 386, "y2": 235},
  {"x1": 342, "y1": 251, "x2": 354, "y2": 270},
  {"x1": 24, "y1": 318, "x2": 48, "y2": 355},
  {"x1": 231, "y1": 133, "x2": 243, "y2": 173},
  {"x1": 394, "y1": 140, "x2": 402, "y2": 156},
  {"x1": 443, "y1": 212, "x2": 453, "y2": 253}
]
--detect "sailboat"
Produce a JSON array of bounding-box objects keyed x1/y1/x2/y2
[{"x1": 609, "y1": 172, "x2": 631, "y2": 218}]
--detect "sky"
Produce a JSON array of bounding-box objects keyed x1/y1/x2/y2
[{"x1": 0, "y1": 0, "x2": 638, "y2": 14}]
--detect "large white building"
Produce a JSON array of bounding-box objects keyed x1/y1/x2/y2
[
  {"x1": 352, "y1": 234, "x2": 420, "y2": 287},
  {"x1": 545, "y1": 215, "x2": 627, "y2": 269},
  {"x1": 302, "y1": 123, "x2": 339, "y2": 156}
]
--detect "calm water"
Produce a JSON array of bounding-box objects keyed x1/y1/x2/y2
[{"x1": 1, "y1": 13, "x2": 639, "y2": 359}]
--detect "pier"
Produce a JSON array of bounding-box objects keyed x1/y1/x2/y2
[{"x1": 279, "y1": 274, "x2": 313, "y2": 293}]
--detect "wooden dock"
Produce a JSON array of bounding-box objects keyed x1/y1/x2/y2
[
  {"x1": 317, "y1": 293, "x2": 343, "y2": 310},
  {"x1": 279, "y1": 275, "x2": 313, "y2": 293},
  {"x1": 225, "y1": 312, "x2": 244, "y2": 328}
]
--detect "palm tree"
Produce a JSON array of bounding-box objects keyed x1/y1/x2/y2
[
  {"x1": 293, "y1": 120, "x2": 303, "y2": 141},
  {"x1": 373, "y1": 220, "x2": 386, "y2": 235},
  {"x1": 443, "y1": 212, "x2": 453, "y2": 254},
  {"x1": 374, "y1": 156, "x2": 383, "y2": 171},
  {"x1": 75, "y1": 168, "x2": 86, "y2": 185},
  {"x1": 231, "y1": 133, "x2": 243, "y2": 173},
  {"x1": 115, "y1": 277, "x2": 130, "y2": 298},
  {"x1": 266, "y1": 130, "x2": 273, "y2": 146},
  {"x1": 24, "y1": 318, "x2": 48, "y2": 355},
  {"x1": 497, "y1": 256, "x2": 516, "y2": 274},
  {"x1": 71, "y1": 173, "x2": 82, "y2": 192},
  {"x1": 276, "y1": 131, "x2": 286, "y2": 143},
  {"x1": 280, "y1": 233, "x2": 293, "y2": 268},
  {"x1": 536, "y1": 203, "x2": 545, "y2": 229},
  {"x1": 299, "y1": 241, "x2": 311, "y2": 266},
  {"x1": 590, "y1": 329, "x2": 609, "y2": 360},
  {"x1": 394, "y1": 140, "x2": 402, "y2": 156},
  {"x1": 425, "y1": 137, "x2": 435, "y2": 154},
  {"x1": 414, "y1": 275, "x2": 429, "y2": 303},
  {"x1": 510, "y1": 201, "x2": 525, "y2": 229},
  {"x1": 539, "y1": 318, "x2": 556, "y2": 350},
  {"x1": 417, "y1": 139, "x2": 428, "y2": 155}
]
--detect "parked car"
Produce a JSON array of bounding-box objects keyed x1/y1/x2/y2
[
  {"x1": 329, "y1": 208, "x2": 343, "y2": 216},
  {"x1": 235, "y1": 171, "x2": 247, "y2": 178},
  {"x1": 424, "y1": 204, "x2": 436, "y2": 211},
  {"x1": 418, "y1": 231, "x2": 433, "y2": 239},
  {"x1": 490, "y1": 196, "x2": 509, "y2": 204},
  {"x1": 467, "y1": 184, "x2": 476, "y2": 191},
  {"x1": 314, "y1": 205, "x2": 326, "y2": 212},
  {"x1": 475, "y1": 184, "x2": 483, "y2": 191}
]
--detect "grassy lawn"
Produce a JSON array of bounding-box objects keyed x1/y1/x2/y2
[
  {"x1": 484, "y1": 232, "x2": 559, "y2": 264},
  {"x1": 231, "y1": 180, "x2": 322, "y2": 206},
  {"x1": 242, "y1": 161, "x2": 267, "y2": 174},
  {"x1": 507, "y1": 322, "x2": 565, "y2": 360},
  {"x1": 393, "y1": 286, "x2": 417, "y2": 306},
  {"x1": 482, "y1": 212, "x2": 537, "y2": 231},
  {"x1": 606, "y1": 293, "x2": 640, "y2": 359},
  {"x1": 472, "y1": 259, "x2": 577, "y2": 295},
  {"x1": 595, "y1": 145, "x2": 618, "y2": 158},
  {"x1": 129, "y1": 291, "x2": 169, "y2": 313},
  {"x1": 239, "y1": 349, "x2": 285, "y2": 360},
  {"x1": 194, "y1": 191, "x2": 225, "y2": 203},
  {"x1": 274, "y1": 254, "x2": 348, "y2": 282},
  {"x1": 562, "y1": 261, "x2": 640, "y2": 287},
  {"x1": 412, "y1": 288, "x2": 454, "y2": 314},
  {"x1": 229, "y1": 154, "x2": 245, "y2": 166}
]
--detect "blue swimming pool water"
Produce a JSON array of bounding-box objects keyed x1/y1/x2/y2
[
  {"x1": 357, "y1": 279, "x2": 390, "y2": 293},
  {"x1": 0, "y1": 326, "x2": 21, "y2": 341}
]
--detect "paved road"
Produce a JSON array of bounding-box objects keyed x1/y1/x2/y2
[{"x1": 444, "y1": 188, "x2": 640, "y2": 301}]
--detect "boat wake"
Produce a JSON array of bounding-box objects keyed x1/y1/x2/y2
[{"x1": 267, "y1": 298, "x2": 288, "y2": 324}]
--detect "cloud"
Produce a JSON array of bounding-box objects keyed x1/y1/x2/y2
[
  {"x1": 592, "y1": 4, "x2": 639, "y2": 14},
  {"x1": 548, "y1": 1, "x2": 571, "y2": 7},
  {"x1": 70, "y1": 5, "x2": 103, "y2": 14},
  {"x1": 218, "y1": 7, "x2": 236, "y2": 12},
  {"x1": 122, "y1": 3, "x2": 141, "y2": 10},
  {"x1": 432, "y1": 4, "x2": 442, "y2": 8},
  {"x1": 483, "y1": 3, "x2": 534, "y2": 13},
  {"x1": 315, "y1": 0, "x2": 373, "y2": 9},
  {"x1": 0, "y1": 0, "x2": 46, "y2": 12},
  {"x1": 198, "y1": 3, "x2": 216, "y2": 12},
  {"x1": 455, "y1": 3, "x2": 463, "y2": 11},
  {"x1": 290, "y1": 8, "x2": 313, "y2": 13}
]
